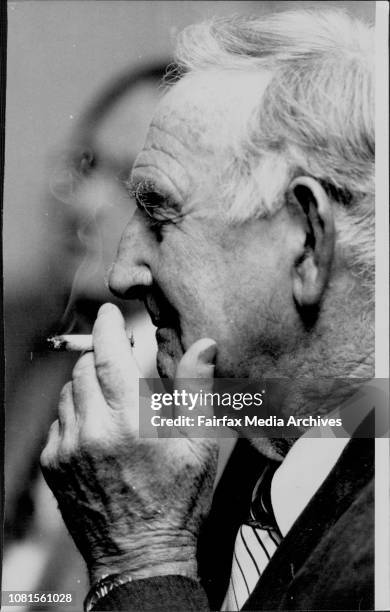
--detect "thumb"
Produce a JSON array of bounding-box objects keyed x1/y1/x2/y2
[
  {"x1": 172, "y1": 338, "x2": 217, "y2": 437},
  {"x1": 175, "y1": 338, "x2": 217, "y2": 387},
  {"x1": 168, "y1": 338, "x2": 219, "y2": 464}
]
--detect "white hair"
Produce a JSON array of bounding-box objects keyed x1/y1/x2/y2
[{"x1": 169, "y1": 9, "x2": 375, "y2": 285}]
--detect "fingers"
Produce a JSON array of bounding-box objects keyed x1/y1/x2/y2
[
  {"x1": 58, "y1": 381, "x2": 75, "y2": 431},
  {"x1": 71, "y1": 352, "x2": 105, "y2": 416},
  {"x1": 42, "y1": 381, "x2": 77, "y2": 470},
  {"x1": 43, "y1": 303, "x2": 140, "y2": 472},
  {"x1": 40, "y1": 419, "x2": 61, "y2": 469},
  {"x1": 175, "y1": 338, "x2": 217, "y2": 412},
  {"x1": 175, "y1": 338, "x2": 217, "y2": 384},
  {"x1": 92, "y1": 303, "x2": 139, "y2": 409},
  {"x1": 173, "y1": 338, "x2": 217, "y2": 440}
]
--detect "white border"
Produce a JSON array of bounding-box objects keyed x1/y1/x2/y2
[{"x1": 374, "y1": 2, "x2": 389, "y2": 610}]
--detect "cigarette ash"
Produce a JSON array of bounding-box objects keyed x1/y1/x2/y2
[{"x1": 47, "y1": 336, "x2": 68, "y2": 351}]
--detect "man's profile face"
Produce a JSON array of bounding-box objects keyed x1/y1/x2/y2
[{"x1": 110, "y1": 71, "x2": 300, "y2": 380}]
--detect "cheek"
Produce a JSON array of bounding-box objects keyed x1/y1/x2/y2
[
  {"x1": 216, "y1": 268, "x2": 288, "y2": 361},
  {"x1": 157, "y1": 232, "x2": 219, "y2": 300}
]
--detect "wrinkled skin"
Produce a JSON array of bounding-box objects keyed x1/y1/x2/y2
[
  {"x1": 42, "y1": 71, "x2": 300, "y2": 584},
  {"x1": 108, "y1": 70, "x2": 302, "y2": 383},
  {"x1": 41, "y1": 70, "x2": 372, "y2": 585},
  {"x1": 41, "y1": 304, "x2": 218, "y2": 582}
]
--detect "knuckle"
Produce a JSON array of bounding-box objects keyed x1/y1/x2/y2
[
  {"x1": 57, "y1": 443, "x2": 74, "y2": 466},
  {"x1": 78, "y1": 415, "x2": 117, "y2": 454},
  {"x1": 40, "y1": 446, "x2": 52, "y2": 469},
  {"x1": 95, "y1": 355, "x2": 114, "y2": 380},
  {"x1": 78, "y1": 421, "x2": 104, "y2": 449},
  {"x1": 40, "y1": 420, "x2": 62, "y2": 470},
  {"x1": 40, "y1": 442, "x2": 58, "y2": 470},
  {"x1": 95, "y1": 361, "x2": 129, "y2": 400},
  {"x1": 47, "y1": 419, "x2": 60, "y2": 440}
]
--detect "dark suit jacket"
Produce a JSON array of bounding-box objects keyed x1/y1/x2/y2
[{"x1": 92, "y1": 430, "x2": 374, "y2": 611}]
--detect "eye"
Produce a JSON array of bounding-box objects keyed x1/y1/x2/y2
[
  {"x1": 124, "y1": 179, "x2": 182, "y2": 241},
  {"x1": 135, "y1": 190, "x2": 168, "y2": 221},
  {"x1": 133, "y1": 184, "x2": 181, "y2": 226}
]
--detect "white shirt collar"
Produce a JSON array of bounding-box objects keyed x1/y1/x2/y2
[
  {"x1": 270, "y1": 384, "x2": 376, "y2": 537},
  {"x1": 270, "y1": 434, "x2": 349, "y2": 537}
]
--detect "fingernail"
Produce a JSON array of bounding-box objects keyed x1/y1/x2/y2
[
  {"x1": 98, "y1": 303, "x2": 118, "y2": 317},
  {"x1": 198, "y1": 340, "x2": 217, "y2": 365}
]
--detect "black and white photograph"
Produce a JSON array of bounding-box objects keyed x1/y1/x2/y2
[{"x1": 1, "y1": 1, "x2": 389, "y2": 611}]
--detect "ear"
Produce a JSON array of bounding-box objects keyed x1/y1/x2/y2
[{"x1": 290, "y1": 176, "x2": 335, "y2": 312}]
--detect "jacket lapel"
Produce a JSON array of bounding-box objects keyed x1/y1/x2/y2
[
  {"x1": 198, "y1": 438, "x2": 271, "y2": 608},
  {"x1": 242, "y1": 434, "x2": 374, "y2": 610}
]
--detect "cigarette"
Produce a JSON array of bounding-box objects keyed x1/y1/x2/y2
[{"x1": 47, "y1": 332, "x2": 135, "y2": 352}]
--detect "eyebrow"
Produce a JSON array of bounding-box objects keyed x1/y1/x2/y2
[
  {"x1": 124, "y1": 176, "x2": 175, "y2": 201},
  {"x1": 124, "y1": 177, "x2": 182, "y2": 219},
  {"x1": 123, "y1": 177, "x2": 152, "y2": 199}
]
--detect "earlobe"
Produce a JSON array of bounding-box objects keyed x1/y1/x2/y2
[{"x1": 290, "y1": 177, "x2": 335, "y2": 315}]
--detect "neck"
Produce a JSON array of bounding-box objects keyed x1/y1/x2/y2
[{"x1": 247, "y1": 284, "x2": 374, "y2": 460}]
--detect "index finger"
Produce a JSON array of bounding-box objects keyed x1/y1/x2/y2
[{"x1": 92, "y1": 303, "x2": 140, "y2": 409}]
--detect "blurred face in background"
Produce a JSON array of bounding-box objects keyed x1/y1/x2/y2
[{"x1": 49, "y1": 77, "x2": 161, "y2": 328}]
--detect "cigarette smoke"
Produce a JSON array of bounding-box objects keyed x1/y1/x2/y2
[{"x1": 49, "y1": 148, "x2": 106, "y2": 334}]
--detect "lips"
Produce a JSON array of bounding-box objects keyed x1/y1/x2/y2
[
  {"x1": 144, "y1": 287, "x2": 183, "y2": 378},
  {"x1": 144, "y1": 286, "x2": 181, "y2": 338},
  {"x1": 144, "y1": 292, "x2": 166, "y2": 327}
]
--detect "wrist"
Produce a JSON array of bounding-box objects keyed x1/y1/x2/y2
[
  {"x1": 84, "y1": 566, "x2": 198, "y2": 612},
  {"x1": 90, "y1": 559, "x2": 198, "y2": 584},
  {"x1": 88, "y1": 540, "x2": 198, "y2": 584}
]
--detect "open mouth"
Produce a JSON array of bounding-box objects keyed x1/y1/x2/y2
[
  {"x1": 144, "y1": 284, "x2": 182, "y2": 343},
  {"x1": 144, "y1": 285, "x2": 184, "y2": 378}
]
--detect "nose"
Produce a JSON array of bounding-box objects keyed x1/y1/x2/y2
[{"x1": 109, "y1": 211, "x2": 153, "y2": 299}]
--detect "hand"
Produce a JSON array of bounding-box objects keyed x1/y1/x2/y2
[{"x1": 40, "y1": 303, "x2": 218, "y2": 584}]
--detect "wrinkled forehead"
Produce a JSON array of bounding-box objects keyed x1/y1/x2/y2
[{"x1": 145, "y1": 70, "x2": 272, "y2": 154}]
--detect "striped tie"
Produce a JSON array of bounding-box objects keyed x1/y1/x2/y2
[{"x1": 221, "y1": 464, "x2": 282, "y2": 611}]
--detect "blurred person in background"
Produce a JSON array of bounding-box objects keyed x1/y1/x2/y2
[
  {"x1": 4, "y1": 61, "x2": 166, "y2": 598},
  {"x1": 40, "y1": 8, "x2": 377, "y2": 612}
]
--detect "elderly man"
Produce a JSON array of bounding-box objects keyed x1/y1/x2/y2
[{"x1": 41, "y1": 9, "x2": 375, "y2": 611}]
